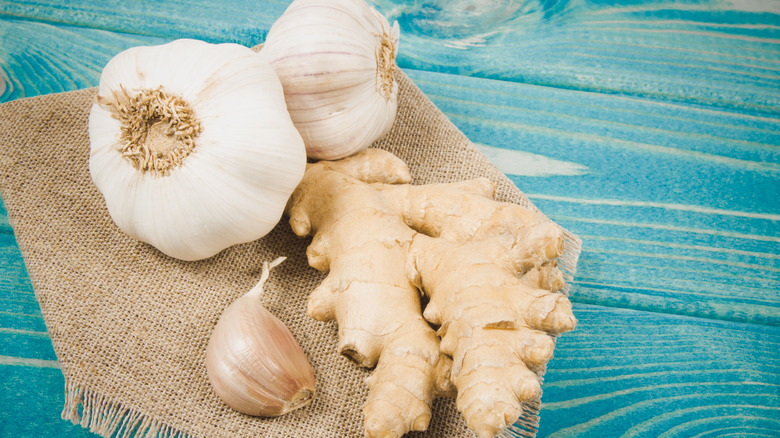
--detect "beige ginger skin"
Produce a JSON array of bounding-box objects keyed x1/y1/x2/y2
[{"x1": 286, "y1": 148, "x2": 576, "y2": 438}]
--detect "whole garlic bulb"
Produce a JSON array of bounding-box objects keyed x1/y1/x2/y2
[
  {"x1": 206, "y1": 257, "x2": 316, "y2": 416},
  {"x1": 262, "y1": 0, "x2": 400, "y2": 161},
  {"x1": 88, "y1": 39, "x2": 306, "y2": 261}
]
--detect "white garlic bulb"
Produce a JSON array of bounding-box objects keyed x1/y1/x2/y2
[
  {"x1": 206, "y1": 257, "x2": 316, "y2": 416},
  {"x1": 89, "y1": 39, "x2": 306, "y2": 261},
  {"x1": 262, "y1": 0, "x2": 401, "y2": 161}
]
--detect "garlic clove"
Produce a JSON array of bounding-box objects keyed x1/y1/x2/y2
[{"x1": 206, "y1": 258, "x2": 316, "y2": 416}]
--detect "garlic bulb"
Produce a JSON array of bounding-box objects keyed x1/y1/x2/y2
[
  {"x1": 206, "y1": 257, "x2": 316, "y2": 416},
  {"x1": 262, "y1": 0, "x2": 401, "y2": 160},
  {"x1": 89, "y1": 39, "x2": 306, "y2": 261}
]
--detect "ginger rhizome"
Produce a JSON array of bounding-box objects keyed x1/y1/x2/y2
[{"x1": 286, "y1": 149, "x2": 576, "y2": 438}]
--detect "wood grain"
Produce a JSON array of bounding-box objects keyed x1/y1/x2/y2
[
  {"x1": 0, "y1": 0, "x2": 778, "y2": 436},
  {"x1": 376, "y1": 0, "x2": 780, "y2": 115},
  {"x1": 538, "y1": 304, "x2": 780, "y2": 437}
]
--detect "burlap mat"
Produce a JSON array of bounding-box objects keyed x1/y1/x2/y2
[{"x1": 0, "y1": 69, "x2": 581, "y2": 437}]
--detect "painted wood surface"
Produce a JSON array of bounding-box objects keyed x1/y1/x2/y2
[{"x1": 1, "y1": 0, "x2": 778, "y2": 437}]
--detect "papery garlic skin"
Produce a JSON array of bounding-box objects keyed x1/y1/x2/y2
[
  {"x1": 262, "y1": 0, "x2": 400, "y2": 161},
  {"x1": 89, "y1": 39, "x2": 306, "y2": 261},
  {"x1": 206, "y1": 258, "x2": 316, "y2": 416}
]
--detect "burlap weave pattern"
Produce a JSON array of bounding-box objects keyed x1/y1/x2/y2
[{"x1": 0, "y1": 70, "x2": 581, "y2": 437}]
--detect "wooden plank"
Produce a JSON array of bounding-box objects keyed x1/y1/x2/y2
[
  {"x1": 407, "y1": 71, "x2": 780, "y2": 212},
  {"x1": 538, "y1": 303, "x2": 780, "y2": 437},
  {"x1": 0, "y1": 18, "x2": 169, "y2": 101},
  {"x1": 0, "y1": 0, "x2": 288, "y2": 45},
  {"x1": 0, "y1": 233, "x2": 32, "y2": 296},
  {"x1": 378, "y1": 0, "x2": 780, "y2": 116},
  {"x1": 0, "y1": 328, "x2": 58, "y2": 360},
  {"x1": 0, "y1": 363, "x2": 95, "y2": 437},
  {"x1": 0, "y1": 310, "x2": 46, "y2": 334},
  {"x1": 0, "y1": 232, "x2": 56, "y2": 362},
  {"x1": 2, "y1": 1, "x2": 779, "y2": 113}
]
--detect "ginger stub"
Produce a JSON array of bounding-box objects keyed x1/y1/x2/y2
[{"x1": 286, "y1": 148, "x2": 576, "y2": 438}]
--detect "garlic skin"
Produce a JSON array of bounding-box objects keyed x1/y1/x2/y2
[
  {"x1": 206, "y1": 258, "x2": 316, "y2": 416},
  {"x1": 262, "y1": 0, "x2": 400, "y2": 161},
  {"x1": 89, "y1": 39, "x2": 306, "y2": 261}
]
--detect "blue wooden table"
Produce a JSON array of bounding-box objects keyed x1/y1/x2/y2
[{"x1": 1, "y1": 1, "x2": 778, "y2": 437}]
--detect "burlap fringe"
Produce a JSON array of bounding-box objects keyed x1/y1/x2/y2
[
  {"x1": 498, "y1": 400, "x2": 541, "y2": 438},
  {"x1": 558, "y1": 229, "x2": 582, "y2": 297},
  {"x1": 63, "y1": 381, "x2": 193, "y2": 438},
  {"x1": 61, "y1": 378, "x2": 541, "y2": 438}
]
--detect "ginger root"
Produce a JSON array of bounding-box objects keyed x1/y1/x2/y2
[{"x1": 286, "y1": 149, "x2": 576, "y2": 437}]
